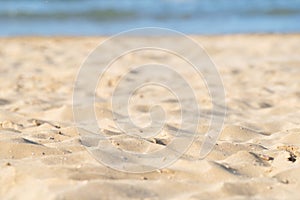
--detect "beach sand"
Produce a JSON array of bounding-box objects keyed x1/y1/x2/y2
[{"x1": 0, "y1": 35, "x2": 300, "y2": 199}]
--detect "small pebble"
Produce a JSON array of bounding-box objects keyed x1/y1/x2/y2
[{"x1": 259, "y1": 154, "x2": 274, "y2": 161}]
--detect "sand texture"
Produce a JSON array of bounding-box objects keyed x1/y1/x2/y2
[{"x1": 0, "y1": 35, "x2": 300, "y2": 199}]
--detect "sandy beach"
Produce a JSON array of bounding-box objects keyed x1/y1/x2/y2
[{"x1": 0, "y1": 34, "x2": 300, "y2": 199}]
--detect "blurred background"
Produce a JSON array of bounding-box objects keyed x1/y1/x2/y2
[{"x1": 1, "y1": 0, "x2": 300, "y2": 36}]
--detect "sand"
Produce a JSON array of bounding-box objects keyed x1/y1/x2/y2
[{"x1": 0, "y1": 35, "x2": 299, "y2": 199}]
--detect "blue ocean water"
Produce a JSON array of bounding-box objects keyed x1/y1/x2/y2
[{"x1": 1, "y1": 0, "x2": 300, "y2": 36}]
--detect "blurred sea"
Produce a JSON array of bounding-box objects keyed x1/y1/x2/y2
[{"x1": 1, "y1": 0, "x2": 300, "y2": 36}]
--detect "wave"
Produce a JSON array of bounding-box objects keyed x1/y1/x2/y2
[{"x1": 0, "y1": 9, "x2": 137, "y2": 21}]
